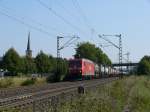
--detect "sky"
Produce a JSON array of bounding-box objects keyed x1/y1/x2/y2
[{"x1": 0, "y1": 0, "x2": 150, "y2": 63}]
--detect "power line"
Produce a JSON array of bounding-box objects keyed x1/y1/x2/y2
[
  {"x1": 71, "y1": 0, "x2": 96, "y2": 42},
  {"x1": 0, "y1": 5, "x2": 61, "y2": 34},
  {"x1": 55, "y1": 0, "x2": 90, "y2": 30},
  {"x1": 35, "y1": 0, "x2": 85, "y2": 35},
  {"x1": 71, "y1": 0, "x2": 92, "y2": 30},
  {"x1": 54, "y1": 0, "x2": 91, "y2": 39},
  {"x1": 55, "y1": 0, "x2": 95, "y2": 41},
  {"x1": 0, "y1": 10, "x2": 55, "y2": 37},
  {"x1": 54, "y1": 0, "x2": 79, "y2": 22}
]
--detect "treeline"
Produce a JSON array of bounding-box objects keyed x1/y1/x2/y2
[
  {"x1": 0, "y1": 48, "x2": 68, "y2": 82},
  {"x1": 1, "y1": 42, "x2": 150, "y2": 77},
  {"x1": 0, "y1": 42, "x2": 112, "y2": 82}
]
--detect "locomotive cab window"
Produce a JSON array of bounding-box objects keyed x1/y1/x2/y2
[{"x1": 69, "y1": 60, "x2": 82, "y2": 67}]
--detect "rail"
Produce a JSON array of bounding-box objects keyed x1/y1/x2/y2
[{"x1": 0, "y1": 77, "x2": 118, "y2": 111}]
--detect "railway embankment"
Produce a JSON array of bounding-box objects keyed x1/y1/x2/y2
[
  {"x1": 1, "y1": 76, "x2": 150, "y2": 112},
  {"x1": 0, "y1": 77, "x2": 46, "y2": 88},
  {"x1": 57, "y1": 76, "x2": 150, "y2": 112},
  {"x1": 0, "y1": 77, "x2": 117, "y2": 112}
]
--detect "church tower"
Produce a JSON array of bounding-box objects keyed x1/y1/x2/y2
[{"x1": 26, "y1": 32, "x2": 32, "y2": 57}]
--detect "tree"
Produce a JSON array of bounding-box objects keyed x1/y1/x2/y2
[
  {"x1": 47, "y1": 58, "x2": 68, "y2": 82},
  {"x1": 74, "y1": 42, "x2": 111, "y2": 65},
  {"x1": 75, "y1": 42, "x2": 97, "y2": 61},
  {"x1": 35, "y1": 51, "x2": 52, "y2": 75},
  {"x1": 138, "y1": 56, "x2": 150, "y2": 75},
  {"x1": 2, "y1": 48, "x2": 21, "y2": 75},
  {"x1": 101, "y1": 53, "x2": 112, "y2": 65},
  {"x1": 21, "y1": 56, "x2": 37, "y2": 74},
  {"x1": 49, "y1": 55, "x2": 57, "y2": 72},
  {"x1": 56, "y1": 59, "x2": 68, "y2": 81},
  {"x1": 0, "y1": 57, "x2": 3, "y2": 69}
]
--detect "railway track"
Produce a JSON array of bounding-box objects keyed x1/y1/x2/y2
[
  {"x1": 0, "y1": 81, "x2": 77, "y2": 99},
  {"x1": 0, "y1": 77, "x2": 118, "y2": 110}
]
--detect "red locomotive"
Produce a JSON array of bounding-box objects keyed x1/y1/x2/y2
[{"x1": 68, "y1": 58, "x2": 95, "y2": 80}]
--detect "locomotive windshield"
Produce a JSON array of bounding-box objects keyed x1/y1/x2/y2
[{"x1": 69, "y1": 60, "x2": 82, "y2": 68}]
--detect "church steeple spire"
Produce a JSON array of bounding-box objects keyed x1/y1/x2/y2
[
  {"x1": 26, "y1": 32, "x2": 32, "y2": 57},
  {"x1": 27, "y1": 32, "x2": 30, "y2": 51}
]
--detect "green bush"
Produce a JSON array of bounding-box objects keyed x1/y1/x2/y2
[
  {"x1": 46, "y1": 73, "x2": 56, "y2": 83},
  {"x1": 138, "y1": 56, "x2": 150, "y2": 75},
  {"x1": 46, "y1": 59, "x2": 68, "y2": 83},
  {"x1": 21, "y1": 78, "x2": 36, "y2": 86}
]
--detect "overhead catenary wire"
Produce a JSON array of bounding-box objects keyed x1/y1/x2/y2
[
  {"x1": 55, "y1": 0, "x2": 96, "y2": 41},
  {"x1": 0, "y1": 10, "x2": 55, "y2": 37},
  {"x1": 71, "y1": 0, "x2": 96, "y2": 42},
  {"x1": 55, "y1": 0, "x2": 91, "y2": 33},
  {"x1": 35, "y1": 0, "x2": 86, "y2": 36},
  {"x1": 54, "y1": 0, "x2": 80, "y2": 23},
  {"x1": 0, "y1": 5, "x2": 62, "y2": 34},
  {"x1": 72, "y1": 0, "x2": 91, "y2": 29},
  {"x1": 64, "y1": 38, "x2": 79, "y2": 48},
  {"x1": 60, "y1": 36, "x2": 79, "y2": 49}
]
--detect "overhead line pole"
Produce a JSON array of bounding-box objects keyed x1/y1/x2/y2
[
  {"x1": 57, "y1": 35, "x2": 80, "y2": 59},
  {"x1": 124, "y1": 52, "x2": 130, "y2": 73},
  {"x1": 124, "y1": 52, "x2": 130, "y2": 63},
  {"x1": 56, "y1": 35, "x2": 79, "y2": 80},
  {"x1": 118, "y1": 35, "x2": 122, "y2": 73},
  {"x1": 57, "y1": 36, "x2": 64, "y2": 59},
  {"x1": 98, "y1": 34, "x2": 123, "y2": 77}
]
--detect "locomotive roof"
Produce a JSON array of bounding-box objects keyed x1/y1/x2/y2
[{"x1": 69, "y1": 58, "x2": 94, "y2": 64}]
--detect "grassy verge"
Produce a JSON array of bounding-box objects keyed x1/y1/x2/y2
[
  {"x1": 57, "y1": 76, "x2": 150, "y2": 112},
  {"x1": 2, "y1": 76, "x2": 150, "y2": 112},
  {"x1": 0, "y1": 77, "x2": 46, "y2": 88},
  {"x1": 128, "y1": 76, "x2": 150, "y2": 111}
]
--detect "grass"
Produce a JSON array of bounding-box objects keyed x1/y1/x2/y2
[
  {"x1": 128, "y1": 76, "x2": 150, "y2": 112},
  {"x1": 2, "y1": 76, "x2": 150, "y2": 112},
  {"x1": 0, "y1": 77, "x2": 46, "y2": 88},
  {"x1": 0, "y1": 78, "x2": 13, "y2": 88},
  {"x1": 56, "y1": 76, "x2": 150, "y2": 112}
]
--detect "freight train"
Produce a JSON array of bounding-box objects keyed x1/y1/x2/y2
[{"x1": 68, "y1": 58, "x2": 120, "y2": 80}]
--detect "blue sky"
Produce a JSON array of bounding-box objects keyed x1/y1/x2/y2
[{"x1": 0, "y1": 0, "x2": 150, "y2": 63}]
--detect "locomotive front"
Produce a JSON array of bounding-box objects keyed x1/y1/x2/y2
[
  {"x1": 68, "y1": 59, "x2": 83, "y2": 80},
  {"x1": 68, "y1": 58, "x2": 95, "y2": 80}
]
